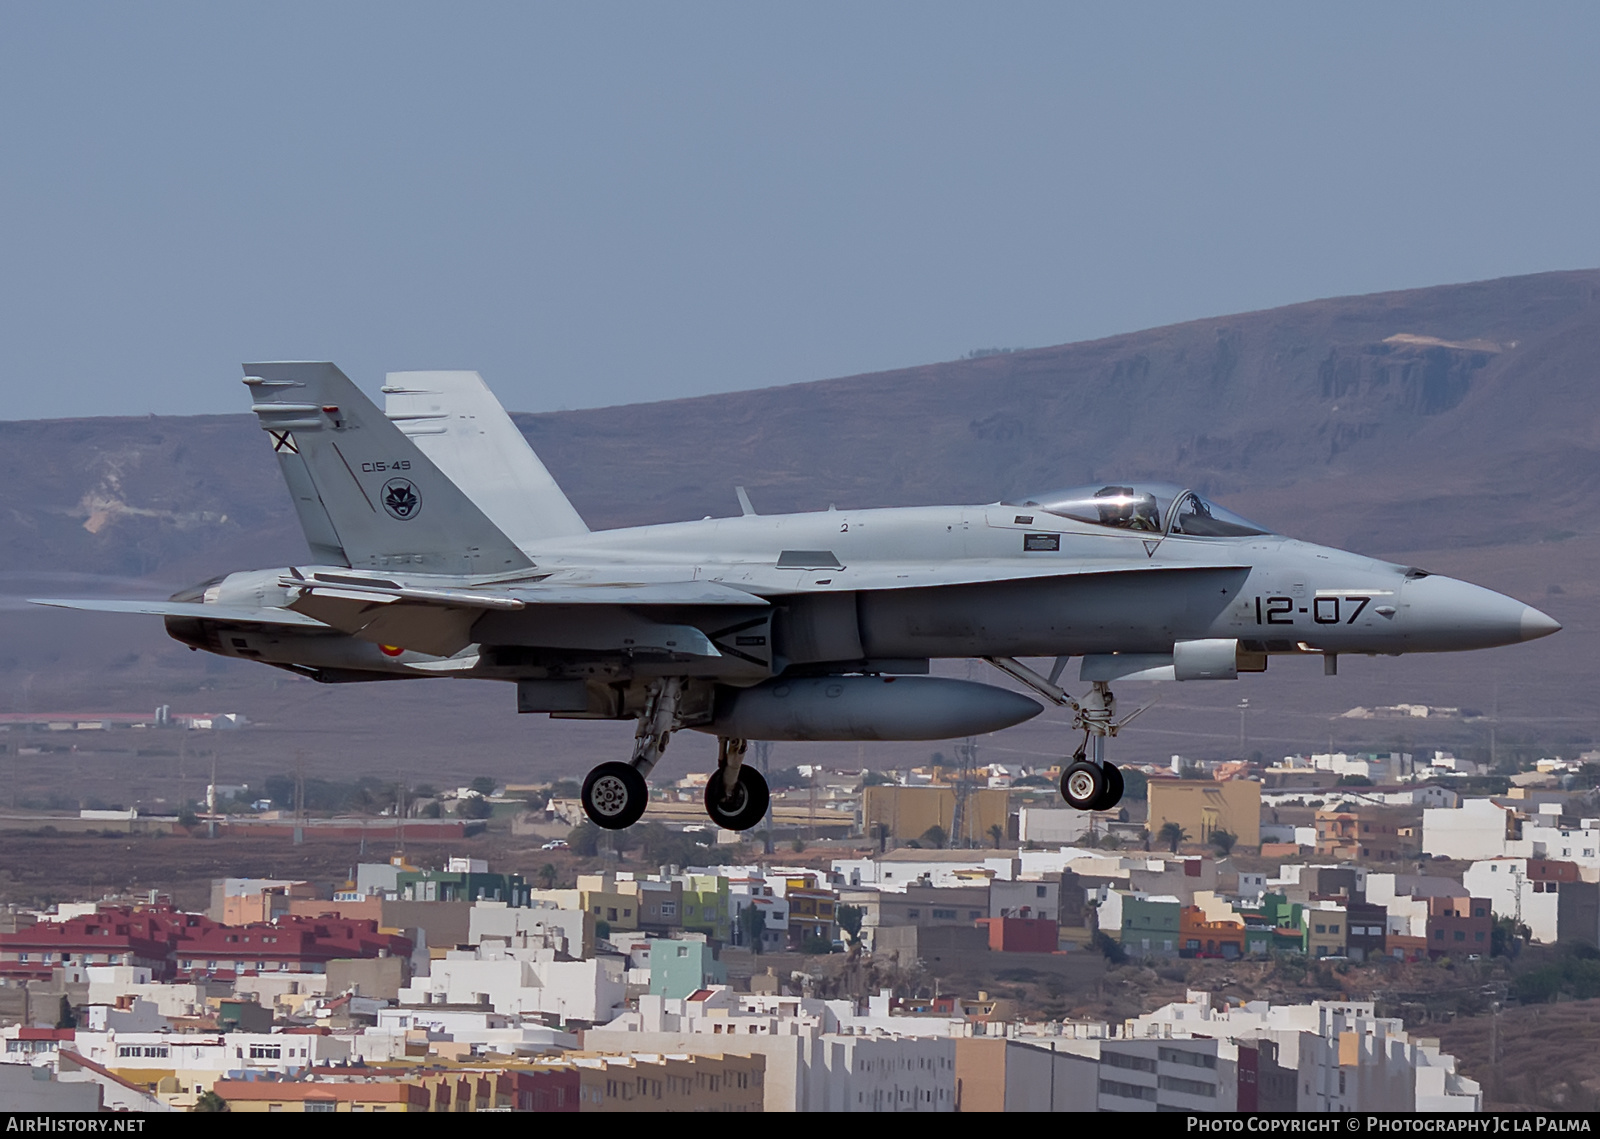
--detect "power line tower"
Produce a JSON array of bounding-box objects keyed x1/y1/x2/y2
[{"x1": 950, "y1": 736, "x2": 977, "y2": 848}]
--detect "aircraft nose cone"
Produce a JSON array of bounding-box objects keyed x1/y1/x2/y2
[
  {"x1": 1401, "y1": 575, "x2": 1560, "y2": 652},
  {"x1": 1520, "y1": 606, "x2": 1562, "y2": 642}
]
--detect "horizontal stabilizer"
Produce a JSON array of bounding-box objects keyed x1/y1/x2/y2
[{"x1": 29, "y1": 598, "x2": 328, "y2": 628}]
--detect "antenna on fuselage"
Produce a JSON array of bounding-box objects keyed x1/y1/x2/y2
[{"x1": 735, "y1": 486, "x2": 757, "y2": 516}]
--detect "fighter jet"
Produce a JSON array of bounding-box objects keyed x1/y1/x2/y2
[{"x1": 35, "y1": 363, "x2": 1561, "y2": 832}]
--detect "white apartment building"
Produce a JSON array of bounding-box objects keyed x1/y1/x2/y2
[
  {"x1": 1423, "y1": 798, "x2": 1528, "y2": 860},
  {"x1": 1119, "y1": 992, "x2": 1480, "y2": 1112},
  {"x1": 1017, "y1": 807, "x2": 1094, "y2": 846},
  {"x1": 398, "y1": 942, "x2": 625, "y2": 1025},
  {"x1": 68, "y1": 1028, "x2": 351, "y2": 1074},
  {"x1": 1052, "y1": 1034, "x2": 1238, "y2": 1112},
  {"x1": 470, "y1": 899, "x2": 591, "y2": 957},
  {"x1": 1463, "y1": 857, "x2": 1564, "y2": 943},
  {"x1": 832, "y1": 855, "x2": 1016, "y2": 889},
  {"x1": 1525, "y1": 816, "x2": 1600, "y2": 866}
]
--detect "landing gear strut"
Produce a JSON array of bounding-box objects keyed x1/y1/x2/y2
[{"x1": 580, "y1": 678, "x2": 684, "y2": 831}]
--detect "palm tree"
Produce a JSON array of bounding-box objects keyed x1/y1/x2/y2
[
  {"x1": 192, "y1": 1090, "x2": 229, "y2": 1113},
  {"x1": 987, "y1": 823, "x2": 1005, "y2": 849},
  {"x1": 1157, "y1": 821, "x2": 1190, "y2": 853}
]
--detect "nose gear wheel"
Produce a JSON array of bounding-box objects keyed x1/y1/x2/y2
[{"x1": 1061, "y1": 760, "x2": 1104, "y2": 810}]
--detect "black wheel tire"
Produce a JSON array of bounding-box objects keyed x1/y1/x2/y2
[
  {"x1": 1060, "y1": 760, "x2": 1105, "y2": 811},
  {"x1": 1091, "y1": 762, "x2": 1124, "y2": 811},
  {"x1": 704, "y1": 765, "x2": 770, "y2": 831},
  {"x1": 582, "y1": 762, "x2": 649, "y2": 830}
]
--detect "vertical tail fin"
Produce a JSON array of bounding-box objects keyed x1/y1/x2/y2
[
  {"x1": 382, "y1": 371, "x2": 589, "y2": 549},
  {"x1": 244, "y1": 362, "x2": 532, "y2": 575}
]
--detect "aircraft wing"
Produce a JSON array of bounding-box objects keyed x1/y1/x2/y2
[{"x1": 28, "y1": 598, "x2": 330, "y2": 627}]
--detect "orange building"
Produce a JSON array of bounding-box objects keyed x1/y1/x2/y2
[
  {"x1": 1179, "y1": 906, "x2": 1246, "y2": 959},
  {"x1": 1314, "y1": 805, "x2": 1418, "y2": 863}
]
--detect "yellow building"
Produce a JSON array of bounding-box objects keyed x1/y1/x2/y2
[
  {"x1": 213, "y1": 1080, "x2": 432, "y2": 1111},
  {"x1": 577, "y1": 873, "x2": 641, "y2": 932},
  {"x1": 572, "y1": 1052, "x2": 764, "y2": 1112},
  {"x1": 1146, "y1": 778, "x2": 1260, "y2": 848},
  {"x1": 860, "y1": 786, "x2": 1009, "y2": 846}
]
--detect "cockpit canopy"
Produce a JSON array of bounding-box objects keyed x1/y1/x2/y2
[{"x1": 1005, "y1": 483, "x2": 1273, "y2": 537}]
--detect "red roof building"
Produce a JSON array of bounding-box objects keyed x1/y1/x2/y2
[
  {"x1": 0, "y1": 906, "x2": 211, "y2": 981},
  {"x1": 0, "y1": 905, "x2": 411, "y2": 983},
  {"x1": 172, "y1": 914, "x2": 411, "y2": 981}
]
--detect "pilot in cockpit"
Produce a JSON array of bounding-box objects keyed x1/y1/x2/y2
[{"x1": 1094, "y1": 486, "x2": 1161, "y2": 532}]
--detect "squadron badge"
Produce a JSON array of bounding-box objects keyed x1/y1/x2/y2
[{"x1": 382, "y1": 477, "x2": 421, "y2": 520}]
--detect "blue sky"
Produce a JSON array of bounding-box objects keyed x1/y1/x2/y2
[{"x1": 2, "y1": 3, "x2": 1597, "y2": 420}]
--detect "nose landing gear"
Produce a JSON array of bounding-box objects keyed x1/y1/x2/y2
[
  {"x1": 985, "y1": 658, "x2": 1144, "y2": 814},
  {"x1": 1060, "y1": 747, "x2": 1125, "y2": 812}
]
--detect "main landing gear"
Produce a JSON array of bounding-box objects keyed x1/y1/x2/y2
[
  {"x1": 579, "y1": 678, "x2": 770, "y2": 833},
  {"x1": 704, "y1": 737, "x2": 770, "y2": 832},
  {"x1": 985, "y1": 658, "x2": 1146, "y2": 814}
]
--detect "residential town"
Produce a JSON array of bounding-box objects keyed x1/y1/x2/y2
[{"x1": 3, "y1": 743, "x2": 1599, "y2": 1113}]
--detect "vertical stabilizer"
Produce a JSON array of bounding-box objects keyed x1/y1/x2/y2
[
  {"x1": 244, "y1": 362, "x2": 533, "y2": 575},
  {"x1": 383, "y1": 371, "x2": 589, "y2": 549}
]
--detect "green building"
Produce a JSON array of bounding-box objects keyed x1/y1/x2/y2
[
  {"x1": 676, "y1": 874, "x2": 731, "y2": 941},
  {"x1": 397, "y1": 862, "x2": 528, "y2": 906},
  {"x1": 648, "y1": 937, "x2": 727, "y2": 999},
  {"x1": 1241, "y1": 893, "x2": 1305, "y2": 955},
  {"x1": 1116, "y1": 894, "x2": 1181, "y2": 956}
]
